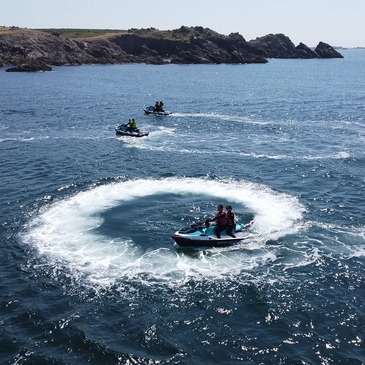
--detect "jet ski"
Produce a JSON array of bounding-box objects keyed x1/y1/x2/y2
[
  {"x1": 115, "y1": 124, "x2": 149, "y2": 137},
  {"x1": 172, "y1": 221, "x2": 254, "y2": 247},
  {"x1": 144, "y1": 106, "x2": 172, "y2": 116}
]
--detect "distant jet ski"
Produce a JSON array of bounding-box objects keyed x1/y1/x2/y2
[{"x1": 143, "y1": 105, "x2": 172, "y2": 116}]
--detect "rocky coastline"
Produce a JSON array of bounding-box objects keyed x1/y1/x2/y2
[{"x1": 0, "y1": 26, "x2": 344, "y2": 72}]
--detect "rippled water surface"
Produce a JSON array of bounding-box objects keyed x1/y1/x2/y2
[{"x1": 1, "y1": 50, "x2": 364, "y2": 364}]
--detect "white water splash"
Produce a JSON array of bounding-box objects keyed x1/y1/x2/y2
[{"x1": 22, "y1": 177, "x2": 305, "y2": 288}]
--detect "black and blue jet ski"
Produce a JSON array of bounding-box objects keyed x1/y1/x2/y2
[{"x1": 172, "y1": 221, "x2": 254, "y2": 247}]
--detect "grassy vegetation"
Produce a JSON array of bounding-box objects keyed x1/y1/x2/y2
[
  {"x1": 35, "y1": 28, "x2": 194, "y2": 41},
  {"x1": 34, "y1": 28, "x2": 128, "y2": 40},
  {"x1": 0, "y1": 26, "x2": 24, "y2": 35},
  {"x1": 0, "y1": 26, "x2": 215, "y2": 42},
  {"x1": 0, "y1": 26, "x2": 127, "y2": 39}
]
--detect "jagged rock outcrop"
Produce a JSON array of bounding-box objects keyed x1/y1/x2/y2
[
  {"x1": 314, "y1": 41, "x2": 344, "y2": 58},
  {"x1": 248, "y1": 33, "x2": 343, "y2": 59},
  {"x1": 0, "y1": 26, "x2": 343, "y2": 70},
  {"x1": 110, "y1": 27, "x2": 268, "y2": 64},
  {"x1": 6, "y1": 59, "x2": 52, "y2": 72},
  {"x1": 295, "y1": 42, "x2": 319, "y2": 58},
  {"x1": 0, "y1": 28, "x2": 132, "y2": 67},
  {"x1": 249, "y1": 33, "x2": 298, "y2": 58}
]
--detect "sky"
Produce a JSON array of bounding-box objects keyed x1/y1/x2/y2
[{"x1": 2, "y1": 0, "x2": 364, "y2": 47}]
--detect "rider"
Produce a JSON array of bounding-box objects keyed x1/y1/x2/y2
[
  {"x1": 154, "y1": 101, "x2": 164, "y2": 111},
  {"x1": 206, "y1": 204, "x2": 227, "y2": 239},
  {"x1": 225, "y1": 204, "x2": 236, "y2": 238},
  {"x1": 126, "y1": 118, "x2": 137, "y2": 132}
]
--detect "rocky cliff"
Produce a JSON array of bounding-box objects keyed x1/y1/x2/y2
[{"x1": 0, "y1": 26, "x2": 343, "y2": 71}]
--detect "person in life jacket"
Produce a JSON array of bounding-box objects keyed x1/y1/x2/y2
[
  {"x1": 126, "y1": 118, "x2": 138, "y2": 132},
  {"x1": 206, "y1": 204, "x2": 227, "y2": 238},
  {"x1": 154, "y1": 101, "x2": 164, "y2": 111},
  {"x1": 225, "y1": 204, "x2": 236, "y2": 238}
]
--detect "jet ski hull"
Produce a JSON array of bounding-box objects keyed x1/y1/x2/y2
[
  {"x1": 115, "y1": 125, "x2": 149, "y2": 137},
  {"x1": 172, "y1": 222, "x2": 252, "y2": 247},
  {"x1": 144, "y1": 106, "x2": 172, "y2": 116}
]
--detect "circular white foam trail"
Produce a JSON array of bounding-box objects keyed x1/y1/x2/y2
[{"x1": 22, "y1": 177, "x2": 305, "y2": 288}]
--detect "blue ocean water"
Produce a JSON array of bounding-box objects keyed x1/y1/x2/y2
[{"x1": 0, "y1": 50, "x2": 364, "y2": 364}]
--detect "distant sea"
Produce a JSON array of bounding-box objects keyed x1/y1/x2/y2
[{"x1": 0, "y1": 49, "x2": 364, "y2": 364}]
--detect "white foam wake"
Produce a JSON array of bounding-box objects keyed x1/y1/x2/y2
[{"x1": 22, "y1": 177, "x2": 305, "y2": 288}]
